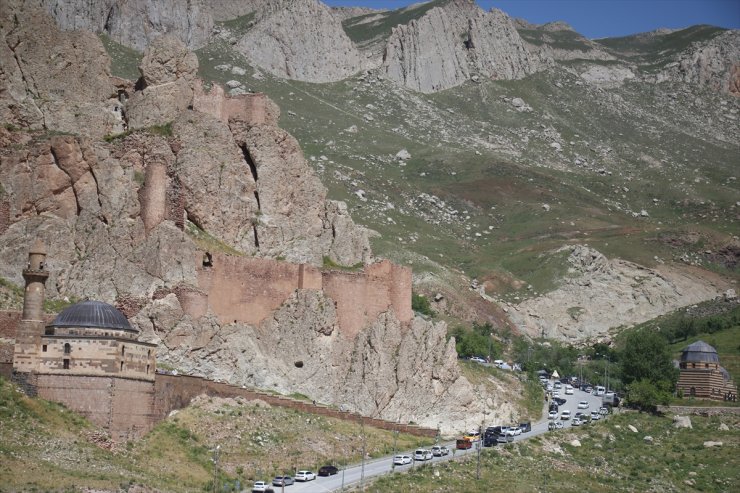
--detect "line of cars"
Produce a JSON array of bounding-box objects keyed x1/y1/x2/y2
[
  {"x1": 252, "y1": 466, "x2": 339, "y2": 492},
  {"x1": 548, "y1": 405, "x2": 609, "y2": 430},
  {"x1": 393, "y1": 444, "x2": 450, "y2": 466}
]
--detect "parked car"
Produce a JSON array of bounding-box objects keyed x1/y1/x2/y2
[
  {"x1": 272, "y1": 476, "x2": 294, "y2": 487},
  {"x1": 599, "y1": 406, "x2": 609, "y2": 415},
  {"x1": 565, "y1": 385, "x2": 574, "y2": 395},
  {"x1": 483, "y1": 434, "x2": 498, "y2": 447},
  {"x1": 463, "y1": 430, "x2": 481, "y2": 442},
  {"x1": 548, "y1": 420, "x2": 564, "y2": 431},
  {"x1": 548, "y1": 410, "x2": 559, "y2": 420},
  {"x1": 318, "y1": 465, "x2": 339, "y2": 476},
  {"x1": 470, "y1": 356, "x2": 486, "y2": 363},
  {"x1": 578, "y1": 401, "x2": 589, "y2": 409},
  {"x1": 572, "y1": 417, "x2": 582, "y2": 426},
  {"x1": 560, "y1": 410, "x2": 571, "y2": 420},
  {"x1": 252, "y1": 481, "x2": 274, "y2": 493},
  {"x1": 590, "y1": 411, "x2": 601, "y2": 421},
  {"x1": 519, "y1": 422, "x2": 532, "y2": 433},
  {"x1": 431, "y1": 445, "x2": 449, "y2": 456},
  {"x1": 393, "y1": 455, "x2": 412, "y2": 465},
  {"x1": 295, "y1": 471, "x2": 316, "y2": 482},
  {"x1": 414, "y1": 449, "x2": 433, "y2": 461},
  {"x1": 456, "y1": 438, "x2": 473, "y2": 450},
  {"x1": 495, "y1": 433, "x2": 514, "y2": 443}
]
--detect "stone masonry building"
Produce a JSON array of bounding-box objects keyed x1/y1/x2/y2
[
  {"x1": 677, "y1": 340, "x2": 737, "y2": 401},
  {"x1": 12, "y1": 240, "x2": 157, "y2": 440}
]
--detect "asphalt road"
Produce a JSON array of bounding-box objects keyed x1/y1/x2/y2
[{"x1": 255, "y1": 384, "x2": 606, "y2": 493}]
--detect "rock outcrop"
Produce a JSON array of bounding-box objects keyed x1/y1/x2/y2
[
  {"x1": 0, "y1": 5, "x2": 477, "y2": 433},
  {"x1": 658, "y1": 30, "x2": 740, "y2": 95},
  {"x1": 382, "y1": 0, "x2": 539, "y2": 93},
  {"x1": 508, "y1": 245, "x2": 727, "y2": 341},
  {"x1": 37, "y1": 0, "x2": 213, "y2": 51},
  {"x1": 236, "y1": 0, "x2": 363, "y2": 83},
  {"x1": 0, "y1": 4, "x2": 123, "y2": 137}
]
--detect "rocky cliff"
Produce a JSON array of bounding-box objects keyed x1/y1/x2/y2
[
  {"x1": 382, "y1": 0, "x2": 539, "y2": 93},
  {"x1": 36, "y1": 0, "x2": 213, "y2": 51},
  {"x1": 235, "y1": 0, "x2": 363, "y2": 83},
  {"x1": 508, "y1": 245, "x2": 727, "y2": 342},
  {"x1": 0, "y1": 5, "x2": 482, "y2": 433},
  {"x1": 658, "y1": 30, "x2": 740, "y2": 95}
]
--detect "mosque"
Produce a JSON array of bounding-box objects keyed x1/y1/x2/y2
[
  {"x1": 12, "y1": 240, "x2": 158, "y2": 440},
  {"x1": 676, "y1": 340, "x2": 737, "y2": 401}
]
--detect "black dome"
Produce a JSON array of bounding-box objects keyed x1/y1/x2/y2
[
  {"x1": 680, "y1": 340, "x2": 719, "y2": 364},
  {"x1": 50, "y1": 300, "x2": 135, "y2": 332}
]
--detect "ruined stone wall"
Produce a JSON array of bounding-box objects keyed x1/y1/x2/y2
[
  {"x1": 323, "y1": 260, "x2": 413, "y2": 338},
  {"x1": 154, "y1": 374, "x2": 436, "y2": 437},
  {"x1": 38, "y1": 336, "x2": 155, "y2": 382},
  {"x1": 194, "y1": 254, "x2": 411, "y2": 336},
  {"x1": 37, "y1": 374, "x2": 156, "y2": 440},
  {"x1": 138, "y1": 160, "x2": 169, "y2": 232},
  {"x1": 0, "y1": 201, "x2": 10, "y2": 235},
  {"x1": 195, "y1": 253, "x2": 322, "y2": 325},
  {"x1": 0, "y1": 311, "x2": 19, "y2": 339},
  {"x1": 192, "y1": 80, "x2": 277, "y2": 126}
]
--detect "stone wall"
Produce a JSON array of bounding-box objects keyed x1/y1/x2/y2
[
  {"x1": 39, "y1": 336, "x2": 156, "y2": 382},
  {"x1": 37, "y1": 374, "x2": 156, "y2": 440},
  {"x1": 193, "y1": 253, "x2": 412, "y2": 334},
  {"x1": 657, "y1": 405, "x2": 740, "y2": 416},
  {"x1": 193, "y1": 80, "x2": 278, "y2": 127},
  {"x1": 0, "y1": 311, "x2": 19, "y2": 365},
  {"x1": 154, "y1": 373, "x2": 436, "y2": 438},
  {"x1": 0, "y1": 201, "x2": 9, "y2": 235}
]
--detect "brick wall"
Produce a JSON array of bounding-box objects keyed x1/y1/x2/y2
[
  {"x1": 0, "y1": 310, "x2": 20, "y2": 338},
  {"x1": 193, "y1": 80, "x2": 276, "y2": 127},
  {"x1": 154, "y1": 374, "x2": 436, "y2": 438},
  {"x1": 37, "y1": 374, "x2": 156, "y2": 440},
  {"x1": 194, "y1": 254, "x2": 412, "y2": 336}
]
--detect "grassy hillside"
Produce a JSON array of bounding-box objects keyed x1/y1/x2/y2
[
  {"x1": 365, "y1": 411, "x2": 740, "y2": 492},
  {"x1": 0, "y1": 378, "x2": 434, "y2": 492},
  {"x1": 99, "y1": 22, "x2": 739, "y2": 326},
  {"x1": 342, "y1": 0, "x2": 448, "y2": 47}
]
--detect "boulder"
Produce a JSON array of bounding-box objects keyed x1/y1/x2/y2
[
  {"x1": 673, "y1": 415, "x2": 692, "y2": 429},
  {"x1": 719, "y1": 423, "x2": 729, "y2": 431},
  {"x1": 644, "y1": 435, "x2": 653, "y2": 444},
  {"x1": 628, "y1": 424, "x2": 638, "y2": 433},
  {"x1": 703, "y1": 441, "x2": 722, "y2": 448},
  {"x1": 138, "y1": 36, "x2": 198, "y2": 87},
  {"x1": 569, "y1": 439, "x2": 581, "y2": 447}
]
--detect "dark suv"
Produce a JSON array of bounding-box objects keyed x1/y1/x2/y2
[{"x1": 318, "y1": 465, "x2": 338, "y2": 476}]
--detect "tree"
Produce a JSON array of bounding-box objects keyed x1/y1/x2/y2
[
  {"x1": 411, "y1": 292, "x2": 435, "y2": 317},
  {"x1": 626, "y1": 379, "x2": 672, "y2": 412},
  {"x1": 620, "y1": 329, "x2": 678, "y2": 389}
]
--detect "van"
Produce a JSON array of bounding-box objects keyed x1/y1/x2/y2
[
  {"x1": 565, "y1": 384, "x2": 574, "y2": 395},
  {"x1": 594, "y1": 386, "x2": 605, "y2": 396}
]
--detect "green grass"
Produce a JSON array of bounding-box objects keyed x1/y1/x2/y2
[
  {"x1": 342, "y1": 0, "x2": 448, "y2": 46},
  {"x1": 517, "y1": 28, "x2": 593, "y2": 51},
  {"x1": 365, "y1": 411, "x2": 740, "y2": 492},
  {"x1": 217, "y1": 12, "x2": 257, "y2": 38},
  {"x1": 99, "y1": 34, "x2": 142, "y2": 80}
]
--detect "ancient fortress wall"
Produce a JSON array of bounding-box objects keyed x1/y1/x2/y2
[
  {"x1": 37, "y1": 374, "x2": 156, "y2": 440},
  {"x1": 192, "y1": 253, "x2": 412, "y2": 334},
  {"x1": 154, "y1": 374, "x2": 436, "y2": 438},
  {"x1": 193, "y1": 80, "x2": 275, "y2": 126}
]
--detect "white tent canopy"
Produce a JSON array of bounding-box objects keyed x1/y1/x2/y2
[{"x1": 551, "y1": 370, "x2": 560, "y2": 379}]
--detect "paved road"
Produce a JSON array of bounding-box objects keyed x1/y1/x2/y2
[{"x1": 256, "y1": 385, "x2": 605, "y2": 493}]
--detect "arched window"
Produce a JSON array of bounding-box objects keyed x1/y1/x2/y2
[
  {"x1": 63, "y1": 343, "x2": 71, "y2": 354},
  {"x1": 690, "y1": 387, "x2": 696, "y2": 397},
  {"x1": 121, "y1": 345, "x2": 125, "y2": 356}
]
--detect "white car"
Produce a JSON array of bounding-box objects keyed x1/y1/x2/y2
[
  {"x1": 431, "y1": 445, "x2": 449, "y2": 456},
  {"x1": 590, "y1": 411, "x2": 601, "y2": 420},
  {"x1": 548, "y1": 410, "x2": 559, "y2": 419},
  {"x1": 572, "y1": 417, "x2": 582, "y2": 426},
  {"x1": 414, "y1": 449, "x2": 433, "y2": 461},
  {"x1": 393, "y1": 455, "x2": 412, "y2": 465},
  {"x1": 509, "y1": 426, "x2": 522, "y2": 436},
  {"x1": 470, "y1": 356, "x2": 486, "y2": 363},
  {"x1": 599, "y1": 407, "x2": 609, "y2": 415},
  {"x1": 295, "y1": 471, "x2": 316, "y2": 482},
  {"x1": 565, "y1": 386, "x2": 574, "y2": 395},
  {"x1": 252, "y1": 481, "x2": 273, "y2": 492},
  {"x1": 578, "y1": 401, "x2": 589, "y2": 409},
  {"x1": 560, "y1": 410, "x2": 571, "y2": 420}
]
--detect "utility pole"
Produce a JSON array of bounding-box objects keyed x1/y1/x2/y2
[
  {"x1": 340, "y1": 456, "x2": 346, "y2": 492},
  {"x1": 476, "y1": 423, "x2": 482, "y2": 480},
  {"x1": 360, "y1": 417, "x2": 366, "y2": 492},
  {"x1": 391, "y1": 428, "x2": 398, "y2": 473},
  {"x1": 212, "y1": 445, "x2": 220, "y2": 493}
]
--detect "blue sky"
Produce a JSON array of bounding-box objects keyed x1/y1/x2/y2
[{"x1": 325, "y1": 0, "x2": 740, "y2": 39}]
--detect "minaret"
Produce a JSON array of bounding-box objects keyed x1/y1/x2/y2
[{"x1": 13, "y1": 239, "x2": 49, "y2": 376}]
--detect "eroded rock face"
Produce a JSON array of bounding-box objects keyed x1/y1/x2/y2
[
  {"x1": 509, "y1": 245, "x2": 726, "y2": 341},
  {"x1": 659, "y1": 30, "x2": 740, "y2": 95},
  {"x1": 134, "y1": 290, "x2": 480, "y2": 435},
  {"x1": 0, "y1": 4, "x2": 122, "y2": 137},
  {"x1": 38, "y1": 0, "x2": 213, "y2": 51},
  {"x1": 383, "y1": 0, "x2": 539, "y2": 93},
  {"x1": 236, "y1": 0, "x2": 362, "y2": 83}
]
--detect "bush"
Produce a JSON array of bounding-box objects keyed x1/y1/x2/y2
[{"x1": 411, "y1": 292, "x2": 435, "y2": 317}]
